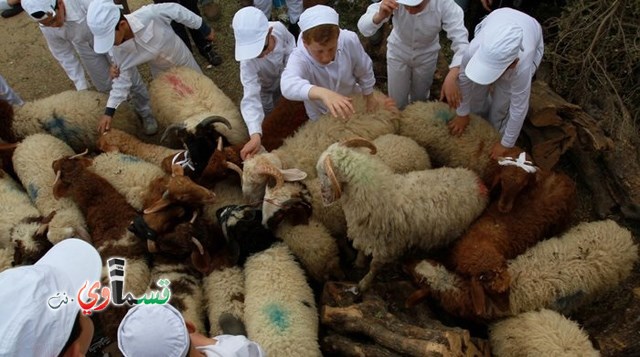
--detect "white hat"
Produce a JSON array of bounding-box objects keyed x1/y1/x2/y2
[
  {"x1": 0, "y1": 239, "x2": 102, "y2": 357},
  {"x1": 87, "y1": 0, "x2": 123, "y2": 54},
  {"x1": 396, "y1": 0, "x2": 423, "y2": 5},
  {"x1": 22, "y1": 0, "x2": 56, "y2": 21},
  {"x1": 298, "y1": 5, "x2": 339, "y2": 34},
  {"x1": 118, "y1": 304, "x2": 190, "y2": 357},
  {"x1": 465, "y1": 24, "x2": 524, "y2": 85},
  {"x1": 232, "y1": 7, "x2": 269, "y2": 61}
]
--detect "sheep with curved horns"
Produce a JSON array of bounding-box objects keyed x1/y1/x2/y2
[
  {"x1": 407, "y1": 220, "x2": 638, "y2": 321},
  {"x1": 13, "y1": 133, "x2": 90, "y2": 244},
  {"x1": 317, "y1": 137, "x2": 488, "y2": 292},
  {"x1": 0, "y1": 91, "x2": 139, "y2": 152},
  {"x1": 149, "y1": 66, "x2": 249, "y2": 146}
]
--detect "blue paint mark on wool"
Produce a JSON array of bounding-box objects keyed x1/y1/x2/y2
[
  {"x1": 27, "y1": 182, "x2": 39, "y2": 201},
  {"x1": 263, "y1": 303, "x2": 290, "y2": 333},
  {"x1": 43, "y1": 115, "x2": 82, "y2": 147},
  {"x1": 119, "y1": 154, "x2": 142, "y2": 163},
  {"x1": 435, "y1": 109, "x2": 455, "y2": 123}
]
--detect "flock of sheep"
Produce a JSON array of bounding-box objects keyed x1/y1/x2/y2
[{"x1": 0, "y1": 66, "x2": 637, "y2": 356}]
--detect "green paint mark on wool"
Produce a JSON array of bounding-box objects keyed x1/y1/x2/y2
[
  {"x1": 435, "y1": 109, "x2": 455, "y2": 123},
  {"x1": 264, "y1": 303, "x2": 290, "y2": 333},
  {"x1": 119, "y1": 154, "x2": 142, "y2": 163}
]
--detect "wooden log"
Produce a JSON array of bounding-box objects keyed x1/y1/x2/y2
[{"x1": 322, "y1": 333, "x2": 401, "y2": 357}]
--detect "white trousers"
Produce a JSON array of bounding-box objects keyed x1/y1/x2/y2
[
  {"x1": 253, "y1": 0, "x2": 303, "y2": 24},
  {"x1": 386, "y1": 46, "x2": 439, "y2": 110}
]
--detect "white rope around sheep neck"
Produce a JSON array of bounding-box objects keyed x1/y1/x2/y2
[
  {"x1": 497, "y1": 152, "x2": 537, "y2": 173},
  {"x1": 172, "y1": 150, "x2": 195, "y2": 172}
]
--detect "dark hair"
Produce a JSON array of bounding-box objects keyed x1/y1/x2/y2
[
  {"x1": 302, "y1": 24, "x2": 339, "y2": 46},
  {"x1": 58, "y1": 313, "x2": 81, "y2": 357}
]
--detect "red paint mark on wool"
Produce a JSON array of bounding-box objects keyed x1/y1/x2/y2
[{"x1": 166, "y1": 74, "x2": 194, "y2": 96}]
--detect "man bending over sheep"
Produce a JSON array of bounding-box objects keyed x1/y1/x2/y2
[{"x1": 87, "y1": 0, "x2": 216, "y2": 135}]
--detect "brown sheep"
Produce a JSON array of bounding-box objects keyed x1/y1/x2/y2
[{"x1": 260, "y1": 97, "x2": 308, "y2": 152}]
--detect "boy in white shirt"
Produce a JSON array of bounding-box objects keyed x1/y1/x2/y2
[{"x1": 232, "y1": 6, "x2": 296, "y2": 160}]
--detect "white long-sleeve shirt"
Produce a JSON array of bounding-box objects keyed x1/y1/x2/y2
[
  {"x1": 239, "y1": 21, "x2": 295, "y2": 136},
  {"x1": 107, "y1": 3, "x2": 203, "y2": 111},
  {"x1": 280, "y1": 29, "x2": 375, "y2": 120},
  {"x1": 357, "y1": 0, "x2": 468, "y2": 68},
  {"x1": 456, "y1": 8, "x2": 543, "y2": 148}
]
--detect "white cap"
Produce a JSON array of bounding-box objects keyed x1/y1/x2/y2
[
  {"x1": 298, "y1": 5, "x2": 339, "y2": 34},
  {"x1": 87, "y1": 0, "x2": 122, "y2": 54},
  {"x1": 118, "y1": 304, "x2": 190, "y2": 357},
  {"x1": 232, "y1": 7, "x2": 269, "y2": 61},
  {"x1": 396, "y1": 0, "x2": 423, "y2": 5},
  {"x1": 465, "y1": 24, "x2": 523, "y2": 85},
  {"x1": 0, "y1": 239, "x2": 102, "y2": 356},
  {"x1": 22, "y1": 0, "x2": 56, "y2": 21}
]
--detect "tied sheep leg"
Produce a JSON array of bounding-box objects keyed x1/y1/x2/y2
[{"x1": 358, "y1": 258, "x2": 384, "y2": 293}]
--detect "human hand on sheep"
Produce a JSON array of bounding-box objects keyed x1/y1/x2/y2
[
  {"x1": 310, "y1": 87, "x2": 355, "y2": 120},
  {"x1": 241, "y1": 133, "x2": 262, "y2": 160},
  {"x1": 490, "y1": 142, "x2": 509, "y2": 160},
  {"x1": 448, "y1": 115, "x2": 470, "y2": 136},
  {"x1": 109, "y1": 65, "x2": 120, "y2": 79},
  {"x1": 440, "y1": 67, "x2": 461, "y2": 109},
  {"x1": 373, "y1": 0, "x2": 398, "y2": 24},
  {"x1": 98, "y1": 115, "x2": 112, "y2": 134}
]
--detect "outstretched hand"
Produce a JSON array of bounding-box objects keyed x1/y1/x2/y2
[
  {"x1": 313, "y1": 87, "x2": 355, "y2": 120},
  {"x1": 447, "y1": 115, "x2": 470, "y2": 136},
  {"x1": 241, "y1": 134, "x2": 262, "y2": 161},
  {"x1": 98, "y1": 115, "x2": 112, "y2": 135},
  {"x1": 439, "y1": 67, "x2": 461, "y2": 109}
]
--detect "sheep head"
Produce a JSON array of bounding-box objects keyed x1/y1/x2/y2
[
  {"x1": 51, "y1": 150, "x2": 92, "y2": 199},
  {"x1": 262, "y1": 180, "x2": 313, "y2": 229},
  {"x1": 144, "y1": 165, "x2": 216, "y2": 214},
  {"x1": 241, "y1": 152, "x2": 307, "y2": 203},
  {"x1": 198, "y1": 137, "x2": 244, "y2": 186},
  {"x1": 493, "y1": 150, "x2": 538, "y2": 213}
]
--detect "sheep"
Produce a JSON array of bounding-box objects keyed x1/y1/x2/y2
[
  {"x1": 242, "y1": 90, "x2": 399, "y2": 203},
  {"x1": 408, "y1": 220, "x2": 638, "y2": 321},
  {"x1": 203, "y1": 266, "x2": 246, "y2": 336},
  {"x1": 317, "y1": 138, "x2": 488, "y2": 291},
  {"x1": 97, "y1": 128, "x2": 180, "y2": 171},
  {"x1": 0, "y1": 92, "x2": 139, "y2": 152},
  {"x1": 261, "y1": 97, "x2": 308, "y2": 151},
  {"x1": 51, "y1": 153, "x2": 151, "y2": 338},
  {"x1": 149, "y1": 66, "x2": 249, "y2": 146},
  {"x1": 489, "y1": 309, "x2": 600, "y2": 357},
  {"x1": 371, "y1": 133, "x2": 431, "y2": 173},
  {"x1": 244, "y1": 243, "x2": 321, "y2": 357},
  {"x1": 447, "y1": 168, "x2": 577, "y2": 315},
  {"x1": 13, "y1": 133, "x2": 90, "y2": 244}
]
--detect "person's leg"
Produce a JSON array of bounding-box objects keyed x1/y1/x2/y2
[
  {"x1": 74, "y1": 41, "x2": 112, "y2": 93},
  {"x1": 253, "y1": 0, "x2": 271, "y2": 19},
  {"x1": 0, "y1": 74, "x2": 24, "y2": 106},
  {"x1": 285, "y1": 0, "x2": 302, "y2": 37},
  {"x1": 179, "y1": 0, "x2": 222, "y2": 66},
  {"x1": 153, "y1": 0, "x2": 193, "y2": 52},
  {"x1": 386, "y1": 51, "x2": 412, "y2": 110},
  {"x1": 129, "y1": 68, "x2": 157, "y2": 135},
  {"x1": 410, "y1": 50, "x2": 438, "y2": 104}
]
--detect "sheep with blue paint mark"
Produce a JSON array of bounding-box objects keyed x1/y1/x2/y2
[
  {"x1": 203, "y1": 266, "x2": 246, "y2": 336},
  {"x1": 244, "y1": 243, "x2": 320, "y2": 357},
  {"x1": 0, "y1": 91, "x2": 139, "y2": 152},
  {"x1": 13, "y1": 134, "x2": 90, "y2": 244}
]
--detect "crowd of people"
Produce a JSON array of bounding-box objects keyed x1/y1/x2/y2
[{"x1": 0, "y1": 0, "x2": 543, "y2": 355}]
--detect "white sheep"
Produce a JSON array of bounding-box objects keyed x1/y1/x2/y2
[
  {"x1": 244, "y1": 243, "x2": 320, "y2": 357},
  {"x1": 2, "y1": 90, "x2": 139, "y2": 152},
  {"x1": 203, "y1": 266, "x2": 246, "y2": 336},
  {"x1": 316, "y1": 138, "x2": 488, "y2": 291},
  {"x1": 13, "y1": 133, "x2": 90, "y2": 244},
  {"x1": 489, "y1": 309, "x2": 600, "y2": 357},
  {"x1": 372, "y1": 133, "x2": 431, "y2": 174},
  {"x1": 149, "y1": 66, "x2": 249, "y2": 146},
  {"x1": 0, "y1": 168, "x2": 41, "y2": 247}
]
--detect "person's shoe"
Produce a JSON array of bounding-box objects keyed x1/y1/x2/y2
[
  {"x1": 288, "y1": 22, "x2": 300, "y2": 39},
  {"x1": 218, "y1": 313, "x2": 247, "y2": 336},
  {"x1": 1, "y1": 4, "x2": 23, "y2": 18},
  {"x1": 202, "y1": 44, "x2": 223, "y2": 67},
  {"x1": 141, "y1": 115, "x2": 158, "y2": 136}
]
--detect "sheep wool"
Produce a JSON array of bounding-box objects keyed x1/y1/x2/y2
[
  {"x1": 372, "y1": 134, "x2": 431, "y2": 173},
  {"x1": 489, "y1": 309, "x2": 600, "y2": 357},
  {"x1": 13, "y1": 134, "x2": 89, "y2": 244},
  {"x1": 0, "y1": 169, "x2": 41, "y2": 247},
  {"x1": 0, "y1": 248, "x2": 12, "y2": 273},
  {"x1": 244, "y1": 243, "x2": 320, "y2": 357},
  {"x1": 4, "y1": 90, "x2": 139, "y2": 152},
  {"x1": 149, "y1": 66, "x2": 249, "y2": 145},
  {"x1": 97, "y1": 128, "x2": 180, "y2": 168},
  {"x1": 91, "y1": 152, "x2": 166, "y2": 211},
  {"x1": 203, "y1": 266, "x2": 246, "y2": 336}
]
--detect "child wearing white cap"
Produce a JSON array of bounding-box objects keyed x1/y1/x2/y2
[
  {"x1": 19, "y1": 0, "x2": 157, "y2": 135},
  {"x1": 0, "y1": 238, "x2": 103, "y2": 356},
  {"x1": 358, "y1": 0, "x2": 468, "y2": 110},
  {"x1": 86, "y1": 0, "x2": 215, "y2": 135},
  {"x1": 232, "y1": 6, "x2": 296, "y2": 160},
  {"x1": 280, "y1": 5, "x2": 377, "y2": 120},
  {"x1": 117, "y1": 304, "x2": 265, "y2": 357},
  {"x1": 0, "y1": 74, "x2": 24, "y2": 106},
  {"x1": 448, "y1": 7, "x2": 543, "y2": 159}
]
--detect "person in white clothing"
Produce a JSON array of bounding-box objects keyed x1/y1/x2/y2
[
  {"x1": 252, "y1": 0, "x2": 303, "y2": 37},
  {"x1": 0, "y1": 74, "x2": 24, "y2": 106},
  {"x1": 21, "y1": 0, "x2": 157, "y2": 134},
  {"x1": 448, "y1": 7, "x2": 543, "y2": 159},
  {"x1": 117, "y1": 304, "x2": 265, "y2": 357},
  {"x1": 280, "y1": 5, "x2": 377, "y2": 120},
  {"x1": 358, "y1": 0, "x2": 468, "y2": 110},
  {"x1": 232, "y1": 6, "x2": 296, "y2": 160},
  {"x1": 87, "y1": 0, "x2": 214, "y2": 134}
]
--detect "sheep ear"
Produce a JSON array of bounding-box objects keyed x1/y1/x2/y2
[
  {"x1": 52, "y1": 179, "x2": 70, "y2": 200},
  {"x1": 279, "y1": 168, "x2": 307, "y2": 182},
  {"x1": 470, "y1": 277, "x2": 486, "y2": 317},
  {"x1": 191, "y1": 248, "x2": 212, "y2": 274},
  {"x1": 172, "y1": 164, "x2": 185, "y2": 177}
]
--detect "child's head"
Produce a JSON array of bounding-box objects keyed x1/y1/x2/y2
[
  {"x1": 87, "y1": 0, "x2": 126, "y2": 54},
  {"x1": 465, "y1": 23, "x2": 523, "y2": 85},
  {"x1": 232, "y1": 6, "x2": 271, "y2": 61},
  {"x1": 299, "y1": 5, "x2": 340, "y2": 65}
]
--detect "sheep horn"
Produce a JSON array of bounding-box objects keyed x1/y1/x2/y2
[
  {"x1": 160, "y1": 123, "x2": 187, "y2": 143},
  {"x1": 191, "y1": 236, "x2": 205, "y2": 256},
  {"x1": 69, "y1": 148, "x2": 89, "y2": 159},
  {"x1": 226, "y1": 161, "x2": 243, "y2": 177},
  {"x1": 0, "y1": 142, "x2": 18, "y2": 151},
  {"x1": 190, "y1": 210, "x2": 198, "y2": 224},
  {"x1": 147, "y1": 239, "x2": 158, "y2": 253},
  {"x1": 216, "y1": 136, "x2": 223, "y2": 151},
  {"x1": 323, "y1": 156, "x2": 342, "y2": 200},
  {"x1": 53, "y1": 170, "x2": 61, "y2": 186},
  {"x1": 341, "y1": 137, "x2": 377, "y2": 154},
  {"x1": 199, "y1": 116, "x2": 232, "y2": 131},
  {"x1": 256, "y1": 164, "x2": 284, "y2": 190}
]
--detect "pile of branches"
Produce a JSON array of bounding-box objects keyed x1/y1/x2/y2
[{"x1": 546, "y1": 0, "x2": 640, "y2": 140}]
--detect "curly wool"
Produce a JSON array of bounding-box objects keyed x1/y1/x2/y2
[
  {"x1": 203, "y1": 266, "x2": 246, "y2": 336},
  {"x1": 97, "y1": 129, "x2": 180, "y2": 168}
]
